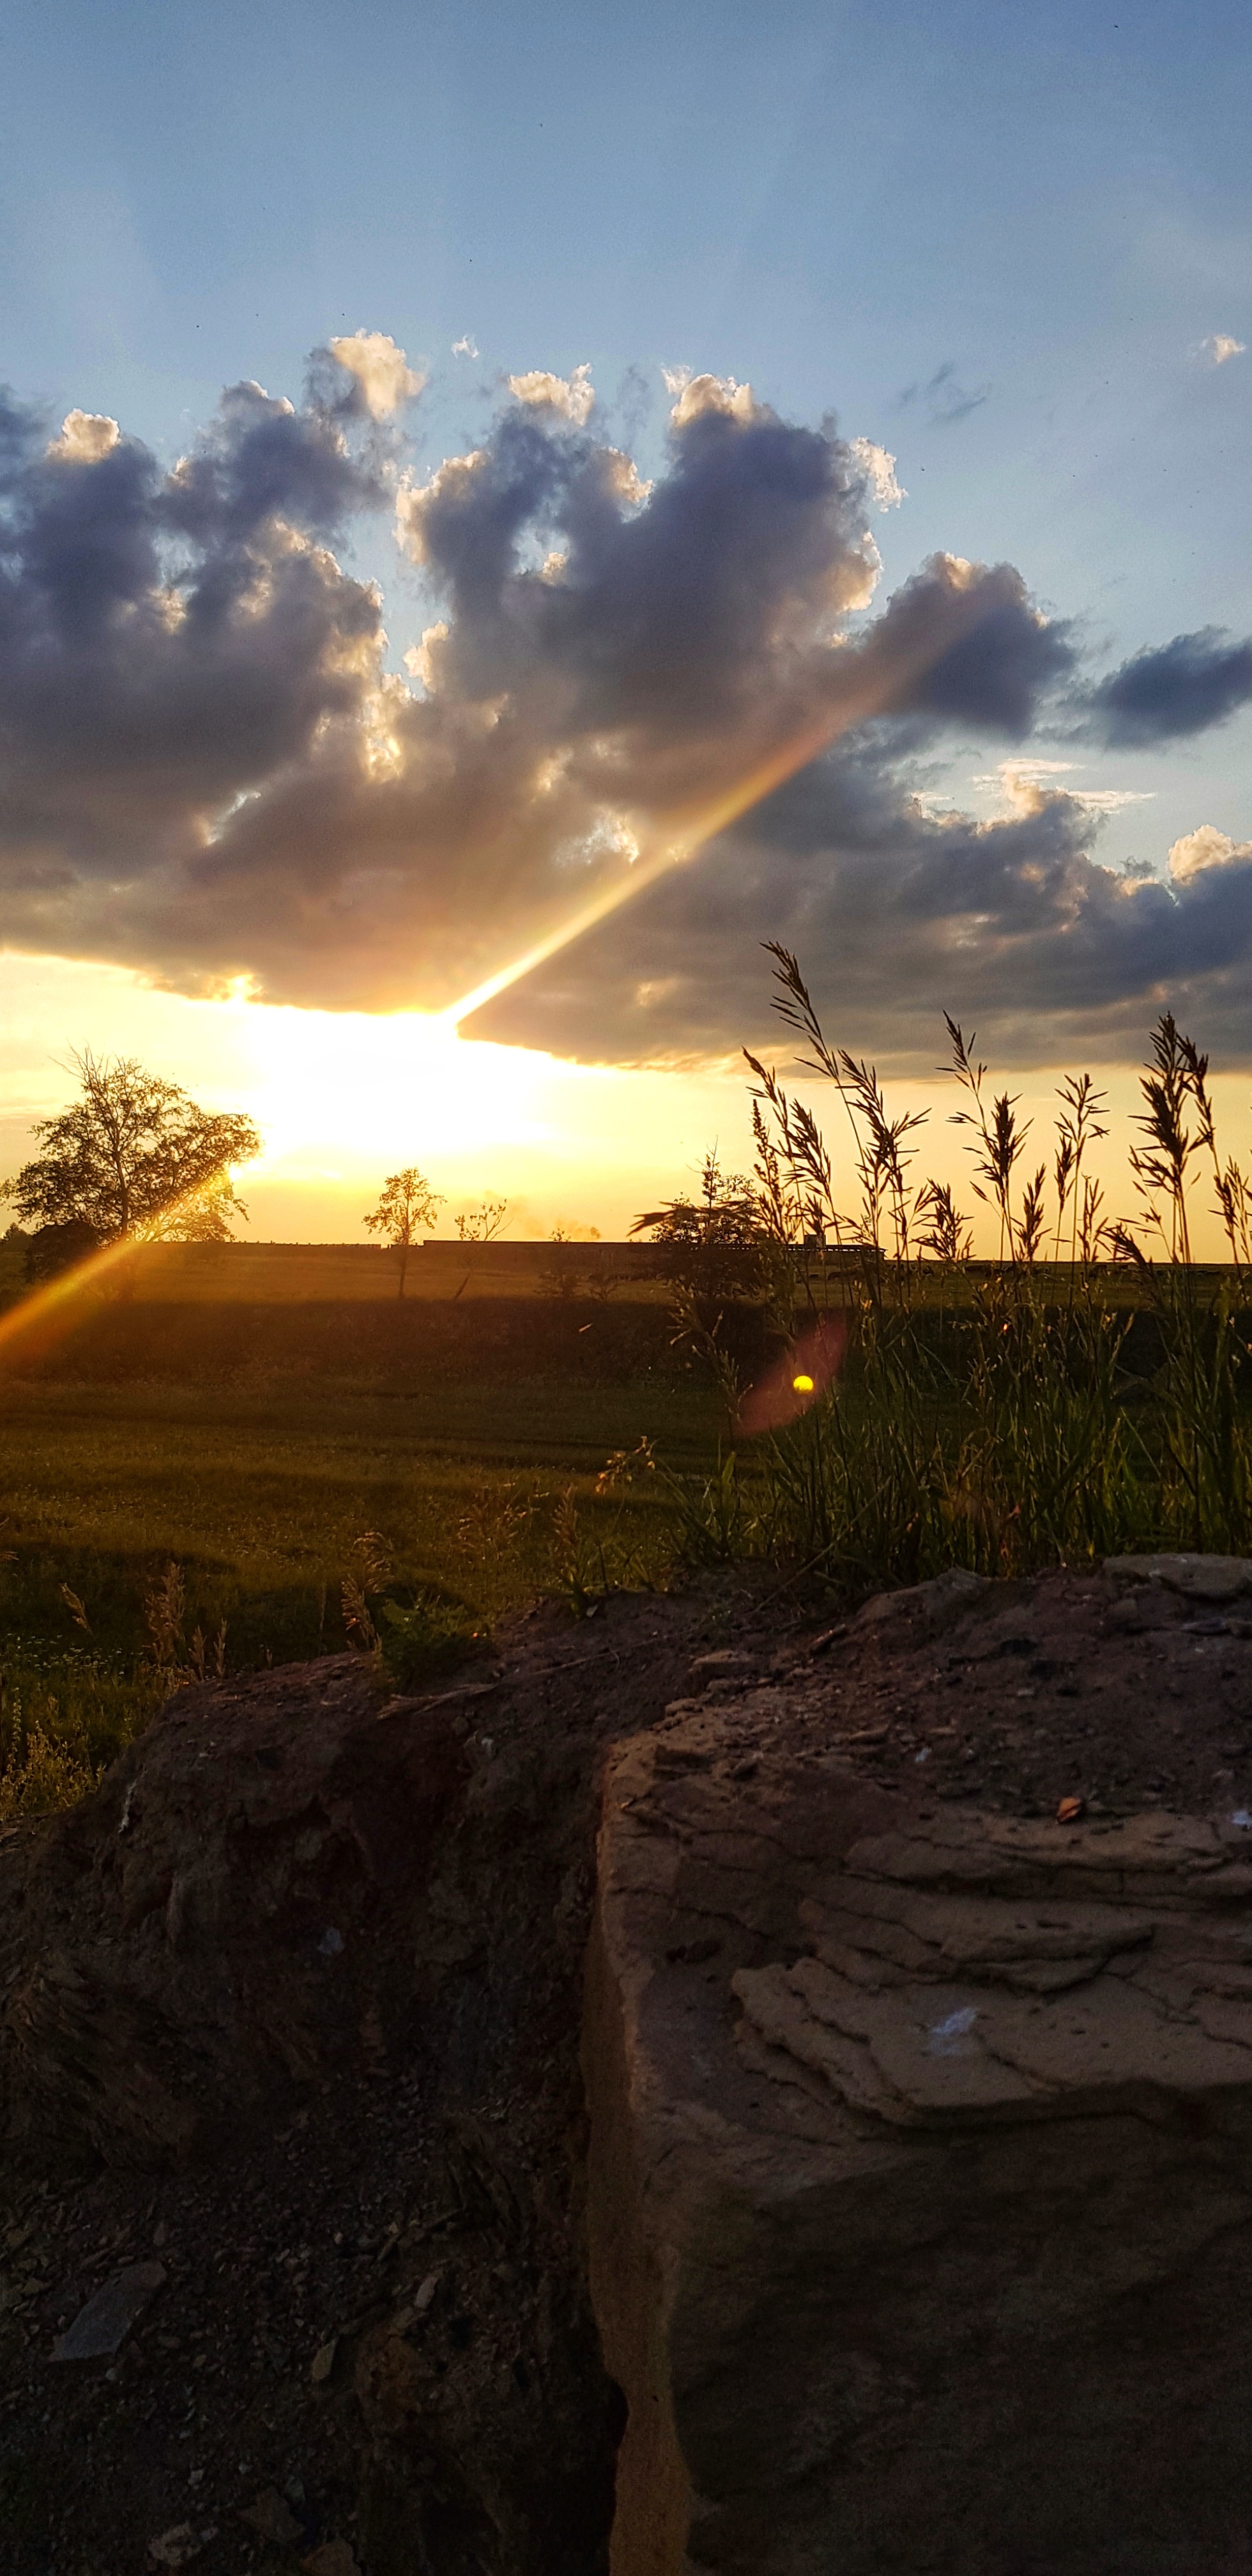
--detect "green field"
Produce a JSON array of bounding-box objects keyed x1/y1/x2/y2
[{"x1": 0, "y1": 1300, "x2": 728, "y2": 1815}]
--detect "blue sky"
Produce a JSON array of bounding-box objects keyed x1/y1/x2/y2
[
  {"x1": 5, "y1": 0, "x2": 1249, "y2": 849},
  {"x1": 1, "y1": 0, "x2": 1249, "y2": 1232}
]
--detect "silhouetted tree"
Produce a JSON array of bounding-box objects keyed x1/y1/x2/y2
[
  {"x1": 363, "y1": 1167, "x2": 444, "y2": 1296},
  {"x1": 454, "y1": 1197, "x2": 510, "y2": 1243},
  {"x1": 1, "y1": 1052, "x2": 261, "y2": 1252}
]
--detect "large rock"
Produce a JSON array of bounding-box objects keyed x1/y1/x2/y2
[{"x1": 586, "y1": 1703, "x2": 1252, "y2": 2574}]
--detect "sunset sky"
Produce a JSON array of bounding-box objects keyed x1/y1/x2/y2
[{"x1": 1, "y1": 0, "x2": 1249, "y2": 1244}]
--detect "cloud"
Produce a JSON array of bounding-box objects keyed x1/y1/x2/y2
[
  {"x1": 1169, "y1": 823, "x2": 1252, "y2": 884},
  {"x1": 452, "y1": 335, "x2": 479, "y2": 360},
  {"x1": 1198, "y1": 334, "x2": 1246, "y2": 367},
  {"x1": 897, "y1": 363, "x2": 990, "y2": 427},
  {"x1": 0, "y1": 347, "x2": 1250, "y2": 1068},
  {"x1": 846, "y1": 438, "x2": 905, "y2": 511},
  {"x1": 507, "y1": 363, "x2": 595, "y2": 425},
  {"x1": 974, "y1": 758, "x2": 1154, "y2": 815},
  {"x1": 470, "y1": 756, "x2": 1252, "y2": 1073},
  {"x1": 667, "y1": 371, "x2": 759, "y2": 429},
  {"x1": 325, "y1": 330, "x2": 425, "y2": 418},
  {"x1": 1086, "y1": 628, "x2": 1252, "y2": 745},
  {"x1": 46, "y1": 410, "x2": 120, "y2": 464}
]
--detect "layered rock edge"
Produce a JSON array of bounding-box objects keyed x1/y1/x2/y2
[{"x1": 586, "y1": 1704, "x2": 1252, "y2": 2575}]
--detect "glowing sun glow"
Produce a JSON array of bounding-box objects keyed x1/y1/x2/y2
[{"x1": 236, "y1": 999, "x2": 572, "y2": 1166}]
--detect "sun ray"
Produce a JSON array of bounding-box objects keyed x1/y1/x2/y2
[{"x1": 440, "y1": 585, "x2": 986, "y2": 1029}]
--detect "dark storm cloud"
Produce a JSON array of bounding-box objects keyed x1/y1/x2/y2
[
  {"x1": 1085, "y1": 627, "x2": 1252, "y2": 746},
  {"x1": 0, "y1": 355, "x2": 1250, "y2": 1059}
]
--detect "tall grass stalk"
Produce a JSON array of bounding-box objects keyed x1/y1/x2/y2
[{"x1": 735, "y1": 954, "x2": 1252, "y2": 1591}]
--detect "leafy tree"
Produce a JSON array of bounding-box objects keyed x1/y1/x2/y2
[
  {"x1": 363, "y1": 1167, "x2": 444, "y2": 1296},
  {"x1": 632, "y1": 1151, "x2": 768, "y2": 1307},
  {"x1": 1, "y1": 1052, "x2": 261, "y2": 1253}
]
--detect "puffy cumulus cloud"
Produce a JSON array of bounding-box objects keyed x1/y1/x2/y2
[
  {"x1": 1085, "y1": 628, "x2": 1252, "y2": 746},
  {"x1": 847, "y1": 438, "x2": 904, "y2": 511},
  {"x1": 0, "y1": 358, "x2": 390, "y2": 904},
  {"x1": 326, "y1": 330, "x2": 425, "y2": 418},
  {"x1": 0, "y1": 349, "x2": 1249, "y2": 1058},
  {"x1": 46, "y1": 410, "x2": 120, "y2": 464},
  {"x1": 1199, "y1": 334, "x2": 1246, "y2": 367},
  {"x1": 1169, "y1": 824, "x2": 1252, "y2": 884},
  {"x1": 666, "y1": 370, "x2": 760, "y2": 429},
  {"x1": 860, "y1": 557, "x2": 1075, "y2": 737},
  {"x1": 507, "y1": 363, "x2": 595, "y2": 425}
]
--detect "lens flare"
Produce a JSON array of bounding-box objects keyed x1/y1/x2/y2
[
  {"x1": 0, "y1": 1180, "x2": 252, "y2": 1372},
  {"x1": 737, "y1": 1315, "x2": 847, "y2": 1436}
]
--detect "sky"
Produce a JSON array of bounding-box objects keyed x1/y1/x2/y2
[{"x1": 1, "y1": 0, "x2": 1249, "y2": 1243}]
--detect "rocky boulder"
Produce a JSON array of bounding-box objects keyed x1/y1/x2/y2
[{"x1": 587, "y1": 1695, "x2": 1252, "y2": 2574}]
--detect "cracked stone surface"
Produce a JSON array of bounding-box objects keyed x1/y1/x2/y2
[{"x1": 586, "y1": 1679, "x2": 1252, "y2": 2574}]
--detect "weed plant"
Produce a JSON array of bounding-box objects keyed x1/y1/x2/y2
[{"x1": 736, "y1": 950, "x2": 1252, "y2": 1593}]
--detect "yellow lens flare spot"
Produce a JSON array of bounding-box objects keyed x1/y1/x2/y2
[{"x1": 792, "y1": 1372, "x2": 815, "y2": 1393}]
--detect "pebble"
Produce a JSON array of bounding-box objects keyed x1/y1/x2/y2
[
  {"x1": 52, "y1": 2262, "x2": 166, "y2": 2362},
  {"x1": 242, "y1": 2485, "x2": 303, "y2": 2545},
  {"x1": 148, "y1": 2528, "x2": 202, "y2": 2569}
]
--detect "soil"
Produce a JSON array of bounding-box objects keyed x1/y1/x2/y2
[
  {"x1": 0, "y1": 1581, "x2": 783, "y2": 2576},
  {"x1": 3, "y1": 1561, "x2": 1252, "y2": 2575},
  {"x1": 718, "y1": 1568, "x2": 1252, "y2": 1823}
]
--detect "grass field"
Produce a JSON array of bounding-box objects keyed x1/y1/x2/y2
[{"x1": 0, "y1": 1305, "x2": 728, "y2": 1814}]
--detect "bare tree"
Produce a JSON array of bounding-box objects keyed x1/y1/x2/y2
[
  {"x1": 363, "y1": 1167, "x2": 444, "y2": 1296},
  {"x1": 454, "y1": 1197, "x2": 510, "y2": 1243}
]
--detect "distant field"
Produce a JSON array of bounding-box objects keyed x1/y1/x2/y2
[
  {"x1": 1, "y1": 1234, "x2": 1230, "y2": 1314},
  {"x1": 0, "y1": 1303, "x2": 726, "y2": 1809},
  {"x1": 0, "y1": 1237, "x2": 669, "y2": 1306}
]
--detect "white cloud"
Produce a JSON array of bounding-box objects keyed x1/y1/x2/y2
[
  {"x1": 45, "y1": 409, "x2": 120, "y2": 464},
  {"x1": 1198, "y1": 333, "x2": 1246, "y2": 367},
  {"x1": 977, "y1": 759, "x2": 1154, "y2": 815},
  {"x1": 668, "y1": 371, "x2": 759, "y2": 429},
  {"x1": 507, "y1": 362, "x2": 595, "y2": 425},
  {"x1": 553, "y1": 809, "x2": 639, "y2": 871},
  {"x1": 327, "y1": 330, "x2": 425, "y2": 417},
  {"x1": 402, "y1": 622, "x2": 449, "y2": 694},
  {"x1": 452, "y1": 335, "x2": 479, "y2": 359},
  {"x1": 848, "y1": 437, "x2": 905, "y2": 510},
  {"x1": 1169, "y1": 822, "x2": 1252, "y2": 883},
  {"x1": 600, "y1": 448, "x2": 652, "y2": 509}
]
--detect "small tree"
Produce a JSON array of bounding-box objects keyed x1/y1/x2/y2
[
  {"x1": 2, "y1": 1052, "x2": 261, "y2": 1252},
  {"x1": 363, "y1": 1167, "x2": 443, "y2": 1297},
  {"x1": 454, "y1": 1197, "x2": 510, "y2": 1243}
]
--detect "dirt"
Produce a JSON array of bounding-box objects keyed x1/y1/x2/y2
[
  {"x1": 0, "y1": 1581, "x2": 781, "y2": 2576},
  {"x1": 3, "y1": 1560, "x2": 1252, "y2": 2575},
  {"x1": 716, "y1": 1568, "x2": 1252, "y2": 1823}
]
